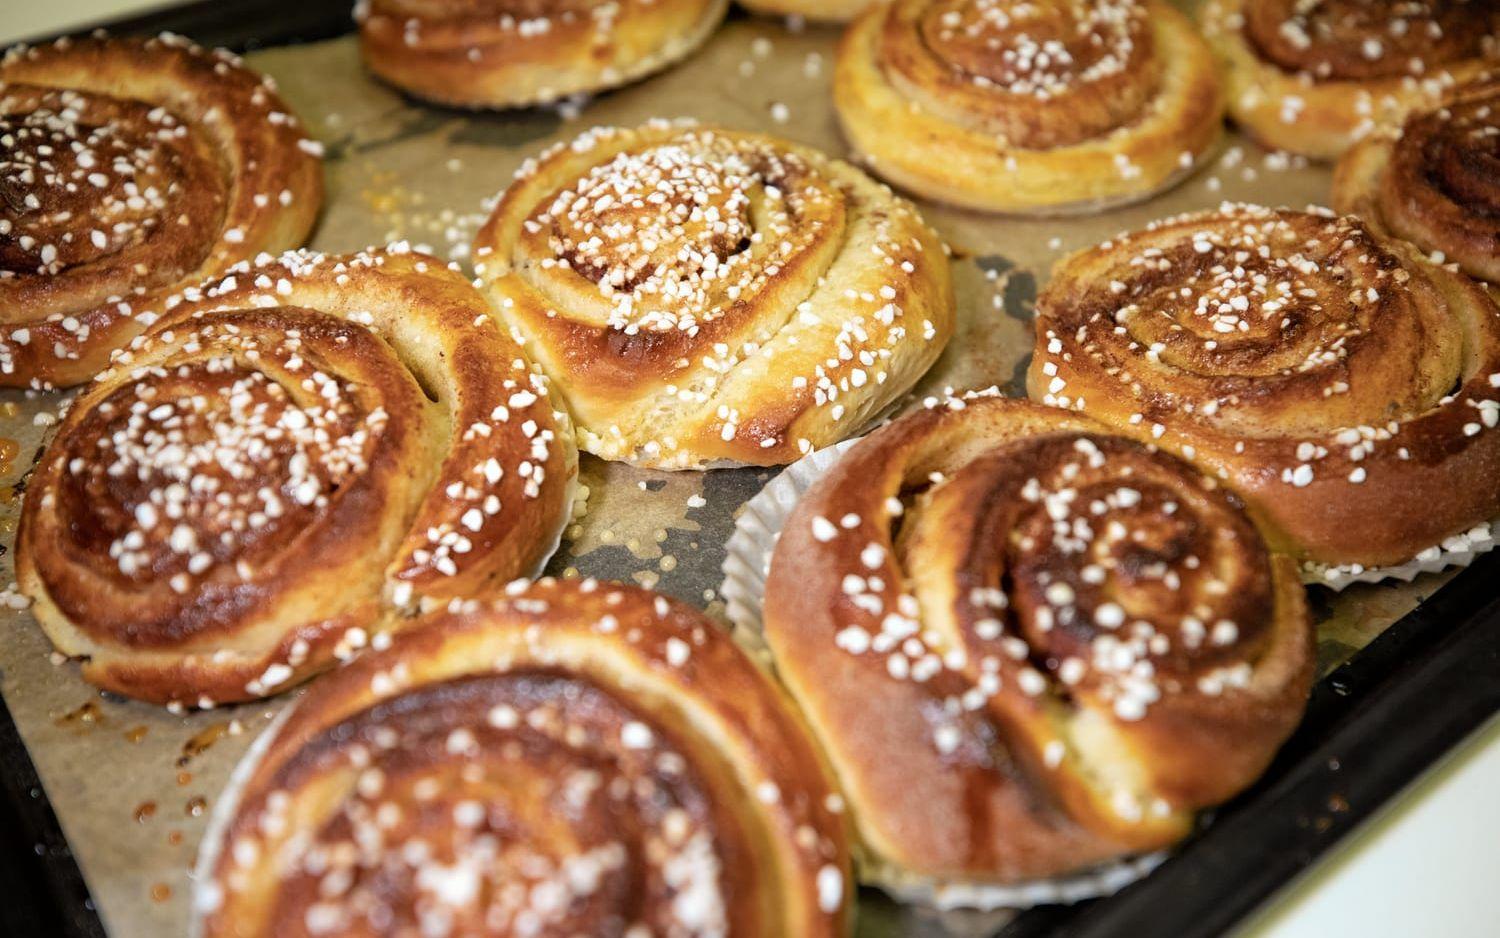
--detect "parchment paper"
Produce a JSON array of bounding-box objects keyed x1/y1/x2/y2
[{"x1": 0, "y1": 14, "x2": 1462, "y2": 937}]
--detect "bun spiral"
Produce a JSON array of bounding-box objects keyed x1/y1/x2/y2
[
  {"x1": 0, "y1": 34, "x2": 322, "y2": 388},
  {"x1": 1030, "y1": 204, "x2": 1500, "y2": 569},
  {"x1": 356, "y1": 0, "x2": 728, "y2": 109},
  {"x1": 762, "y1": 395, "x2": 1313, "y2": 893},
  {"x1": 17, "y1": 248, "x2": 577, "y2": 707},
  {"x1": 832, "y1": 0, "x2": 1225, "y2": 214},
  {"x1": 473, "y1": 121, "x2": 954, "y2": 469},
  {"x1": 1203, "y1": 0, "x2": 1500, "y2": 159},
  {"x1": 196, "y1": 579, "x2": 851, "y2": 937},
  {"x1": 1335, "y1": 72, "x2": 1500, "y2": 285}
]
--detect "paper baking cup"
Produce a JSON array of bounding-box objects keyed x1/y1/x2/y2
[
  {"x1": 539, "y1": 472, "x2": 587, "y2": 577},
  {"x1": 722, "y1": 439, "x2": 861, "y2": 650},
  {"x1": 871, "y1": 853, "x2": 1166, "y2": 913},
  {"x1": 189, "y1": 703, "x2": 297, "y2": 936},
  {"x1": 1299, "y1": 519, "x2": 1497, "y2": 590},
  {"x1": 720, "y1": 438, "x2": 1166, "y2": 911},
  {"x1": 532, "y1": 405, "x2": 587, "y2": 581}
]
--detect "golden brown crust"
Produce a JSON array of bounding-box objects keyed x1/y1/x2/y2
[
  {"x1": 472, "y1": 121, "x2": 954, "y2": 469},
  {"x1": 1203, "y1": 0, "x2": 1500, "y2": 160},
  {"x1": 197, "y1": 579, "x2": 850, "y2": 937},
  {"x1": 0, "y1": 33, "x2": 323, "y2": 388},
  {"x1": 762, "y1": 394, "x2": 1313, "y2": 888},
  {"x1": 1334, "y1": 73, "x2": 1500, "y2": 285},
  {"x1": 1029, "y1": 204, "x2": 1500, "y2": 568},
  {"x1": 738, "y1": 0, "x2": 874, "y2": 21},
  {"x1": 356, "y1": 0, "x2": 729, "y2": 108},
  {"x1": 832, "y1": 0, "x2": 1225, "y2": 215},
  {"x1": 16, "y1": 247, "x2": 578, "y2": 707}
]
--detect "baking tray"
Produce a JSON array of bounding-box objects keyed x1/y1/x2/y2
[{"x1": 2, "y1": 2, "x2": 1497, "y2": 936}]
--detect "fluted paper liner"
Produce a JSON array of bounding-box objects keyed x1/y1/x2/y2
[{"x1": 1300, "y1": 520, "x2": 1495, "y2": 590}]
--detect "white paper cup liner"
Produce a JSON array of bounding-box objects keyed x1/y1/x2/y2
[
  {"x1": 871, "y1": 853, "x2": 1167, "y2": 913},
  {"x1": 539, "y1": 472, "x2": 587, "y2": 577},
  {"x1": 1299, "y1": 519, "x2": 1497, "y2": 590},
  {"x1": 720, "y1": 438, "x2": 1166, "y2": 910},
  {"x1": 722, "y1": 439, "x2": 861, "y2": 651},
  {"x1": 528, "y1": 403, "x2": 585, "y2": 581},
  {"x1": 190, "y1": 703, "x2": 298, "y2": 937}
]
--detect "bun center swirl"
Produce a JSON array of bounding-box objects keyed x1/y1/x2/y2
[
  {"x1": 44, "y1": 307, "x2": 425, "y2": 643},
  {"x1": 0, "y1": 85, "x2": 225, "y2": 308},
  {"x1": 521, "y1": 131, "x2": 843, "y2": 334},
  {"x1": 1243, "y1": 0, "x2": 1497, "y2": 81},
  {"x1": 1393, "y1": 78, "x2": 1500, "y2": 211},
  {"x1": 881, "y1": 0, "x2": 1159, "y2": 148},
  {"x1": 1047, "y1": 206, "x2": 1463, "y2": 437},
  {"x1": 1333, "y1": 74, "x2": 1500, "y2": 287},
  {"x1": 254, "y1": 671, "x2": 755, "y2": 937},
  {"x1": 762, "y1": 397, "x2": 1313, "y2": 882},
  {"x1": 199, "y1": 582, "x2": 850, "y2": 936},
  {"x1": 903, "y1": 432, "x2": 1274, "y2": 726},
  {"x1": 58, "y1": 315, "x2": 391, "y2": 596}
]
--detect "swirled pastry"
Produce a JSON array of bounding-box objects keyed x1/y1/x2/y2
[
  {"x1": 16, "y1": 247, "x2": 577, "y2": 708},
  {"x1": 831, "y1": 0, "x2": 1225, "y2": 214},
  {"x1": 473, "y1": 121, "x2": 954, "y2": 469},
  {"x1": 762, "y1": 394, "x2": 1312, "y2": 895},
  {"x1": 196, "y1": 579, "x2": 851, "y2": 936},
  {"x1": 1334, "y1": 73, "x2": 1500, "y2": 284},
  {"x1": 1029, "y1": 204, "x2": 1500, "y2": 569},
  {"x1": 356, "y1": 0, "x2": 728, "y2": 109},
  {"x1": 0, "y1": 34, "x2": 322, "y2": 389},
  {"x1": 1202, "y1": 0, "x2": 1500, "y2": 159},
  {"x1": 738, "y1": 0, "x2": 875, "y2": 22}
]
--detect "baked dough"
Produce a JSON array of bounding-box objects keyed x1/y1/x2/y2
[
  {"x1": 1334, "y1": 73, "x2": 1500, "y2": 284},
  {"x1": 473, "y1": 121, "x2": 955, "y2": 469},
  {"x1": 0, "y1": 33, "x2": 322, "y2": 388},
  {"x1": 17, "y1": 247, "x2": 577, "y2": 707},
  {"x1": 1202, "y1": 0, "x2": 1500, "y2": 159},
  {"x1": 833, "y1": 0, "x2": 1225, "y2": 214},
  {"x1": 357, "y1": 0, "x2": 729, "y2": 108},
  {"x1": 763, "y1": 393, "x2": 1312, "y2": 894},
  {"x1": 197, "y1": 579, "x2": 851, "y2": 936},
  {"x1": 1031, "y1": 204, "x2": 1500, "y2": 567}
]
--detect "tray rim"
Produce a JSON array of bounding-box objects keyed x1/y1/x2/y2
[{"x1": 1, "y1": 2, "x2": 1497, "y2": 936}]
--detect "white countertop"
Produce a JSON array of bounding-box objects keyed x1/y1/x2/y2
[
  {"x1": 6, "y1": 3, "x2": 1499, "y2": 937},
  {"x1": 1244, "y1": 716, "x2": 1500, "y2": 938}
]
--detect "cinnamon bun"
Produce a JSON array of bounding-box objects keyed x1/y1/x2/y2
[
  {"x1": 762, "y1": 394, "x2": 1313, "y2": 894},
  {"x1": 472, "y1": 121, "x2": 954, "y2": 469},
  {"x1": 356, "y1": 0, "x2": 729, "y2": 109},
  {"x1": 197, "y1": 579, "x2": 851, "y2": 937},
  {"x1": 0, "y1": 34, "x2": 322, "y2": 388},
  {"x1": 1030, "y1": 204, "x2": 1500, "y2": 569},
  {"x1": 1202, "y1": 0, "x2": 1500, "y2": 159},
  {"x1": 16, "y1": 247, "x2": 577, "y2": 707},
  {"x1": 832, "y1": 0, "x2": 1225, "y2": 214},
  {"x1": 1334, "y1": 72, "x2": 1500, "y2": 284}
]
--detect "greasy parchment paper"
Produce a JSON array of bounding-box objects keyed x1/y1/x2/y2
[{"x1": 0, "y1": 12, "x2": 1465, "y2": 937}]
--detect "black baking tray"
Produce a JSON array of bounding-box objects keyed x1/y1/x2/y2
[{"x1": 3, "y1": 2, "x2": 1498, "y2": 936}]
